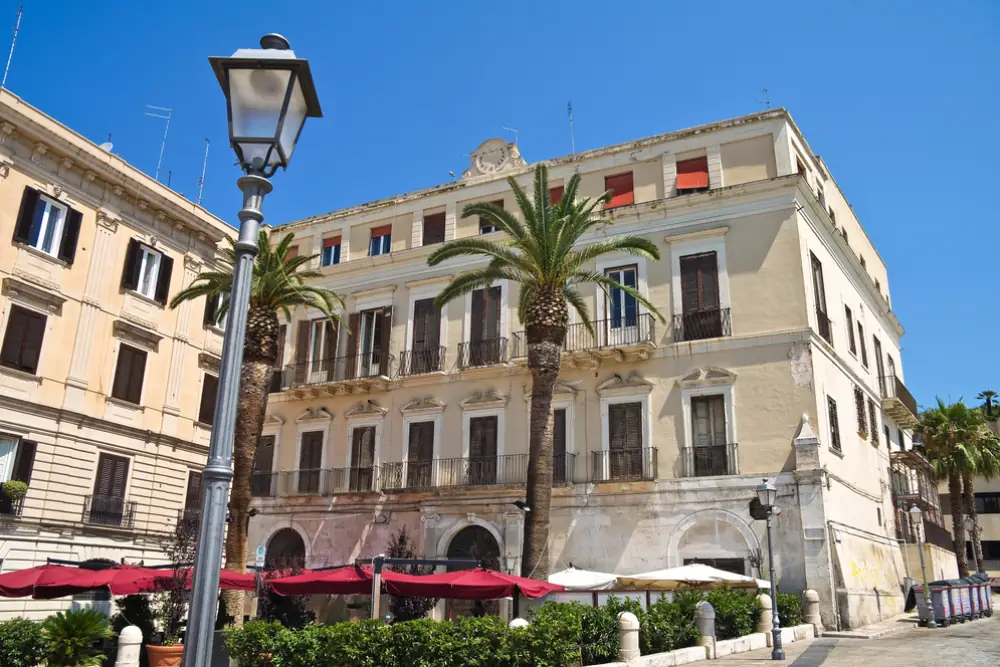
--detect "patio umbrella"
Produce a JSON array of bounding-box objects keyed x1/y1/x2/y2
[
  {"x1": 0, "y1": 564, "x2": 61, "y2": 597},
  {"x1": 548, "y1": 567, "x2": 619, "y2": 591},
  {"x1": 32, "y1": 564, "x2": 168, "y2": 598},
  {"x1": 127, "y1": 567, "x2": 258, "y2": 593},
  {"x1": 617, "y1": 563, "x2": 769, "y2": 591},
  {"x1": 267, "y1": 565, "x2": 374, "y2": 596},
  {"x1": 383, "y1": 568, "x2": 564, "y2": 600}
]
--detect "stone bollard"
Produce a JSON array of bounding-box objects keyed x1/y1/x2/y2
[
  {"x1": 115, "y1": 626, "x2": 143, "y2": 667},
  {"x1": 509, "y1": 618, "x2": 530, "y2": 629},
  {"x1": 617, "y1": 611, "x2": 640, "y2": 662},
  {"x1": 757, "y1": 593, "x2": 773, "y2": 635},
  {"x1": 802, "y1": 589, "x2": 822, "y2": 636},
  {"x1": 695, "y1": 600, "x2": 716, "y2": 659}
]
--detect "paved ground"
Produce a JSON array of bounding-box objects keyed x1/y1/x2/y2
[{"x1": 716, "y1": 615, "x2": 1000, "y2": 666}]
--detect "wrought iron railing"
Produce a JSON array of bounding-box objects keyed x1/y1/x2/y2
[
  {"x1": 251, "y1": 472, "x2": 277, "y2": 498},
  {"x1": 682, "y1": 443, "x2": 738, "y2": 477},
  {"x1": 282, "y1": 351, "x2": 393, "y2": 388},
  {"x1": 0, "y1": 486, "x2": 25, "y2": 517},
  {"x1": 672, "y1": 308, "x2": 731, "y2": 342},
  {"x1": 399, "y1": 346, "x2": 446, "y2": 376},
  {"x1": 176, "y1": 507, "x2": 201, "y2": 533},
  {"x1": 380, "y1": 454, "x2": 528, "y2": 489},
  {"x1": 553, "y1": 452, "x2": 577, "y2": 484},
  {"x1": 458, "y1": 338, "x2": 508, "y2": 369},
  {"x1": 590, "y1": 448, "x2": 657, "y2": 483},
  {"x1": 83, "y1": 495, "x2": 137, "y2": 528},
  {"x1": 511, "y1": 314, "x2": 656, "y2": 357},
  {"x1": 816, "y1": 308, "x2": 833, "y2": 345},
  {"x1": 880, "y1": 374, "x2": 918, "y2": 418}
]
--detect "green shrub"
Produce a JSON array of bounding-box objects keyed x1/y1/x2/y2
[
  {"x1": 577, "y1": 595, "x2": 644, "y2": 665},
  {"x1": 705, "y1": 588, "x2": 761, "y2": 640},
  {"x1": 42, "y1": 608, "x2": 113, "y2": 667},
  {"x1": 776, "y1": 592, "x2": 802, "y2": 628},
  {"x1": 1, "y1": 480, "x2": 27, "y2": 500},
  {"x1": 0, "y1": 618, "x2": 46, "y2": 667},
  {"x1": 224, "y1": 620, "x2": 283, "y2": 667},
  {"x1": 523, "y1": 601, "x2": 586, "y2": 667},
  {"x1": 641, "y1": 594, "x2": 699, "y2": 654}
]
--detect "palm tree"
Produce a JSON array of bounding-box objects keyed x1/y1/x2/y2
[
  {"x1": 428, "y1": 164, "x2": 663, "y2": 579},
  {"x1": 976, "y1": 390, "x2": 997, "y2": 419},
  {"x1": 962, "y1": 406, "x2": 1000, "y2": 573},
  {"x1": 170, "y1": 231, "x2": 343, "y2": 621}
]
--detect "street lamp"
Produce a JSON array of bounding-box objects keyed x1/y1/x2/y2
[
  {"x1": 910, "y1": 505, "x2": 936, "y2": 628},
  {"x1": 755, "y1": 479, "x2": 784, "y2": 661},
  {"x1": 182, "y1": 34, "x2": 321, "y2": 667}
]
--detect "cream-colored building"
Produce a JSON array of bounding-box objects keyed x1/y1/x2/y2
[
  {"x1": 0, "y1": 91, "x2": 234, "y2": 617},
  {"x1": 245, "y1": 109, "x2": 919, "y2": 630}
]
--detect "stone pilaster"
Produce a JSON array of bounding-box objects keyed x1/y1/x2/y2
[
  {"x1": 162, "y1": 257, "x2": 201, "y2": 415},
  {"x1": 444, "y1": 202, "x2": 457, "y2": 241},
  {"x1": 410, "y1": 211, "x2": 422, "y2": 248}
]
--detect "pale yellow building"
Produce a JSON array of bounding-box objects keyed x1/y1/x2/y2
[
  {"x1": 247, "y1": 109, "x2": 926, "y2": 630},
  {"x1": 0, "y1": 90, "x2": 234, "y2": 617}
]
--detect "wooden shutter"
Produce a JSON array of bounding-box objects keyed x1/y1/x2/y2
[
  {"x1": 184, "y1": 471, "x2": 203, "y2": 509},
  {"x1": 470, "y1": 289, "x2": 485, "y2": 342},
  {"x1": 486, "y1": 286, "x2": 501, "y2": 340},
  {"x1": 412, "y1": 298, "x2": 439, "y2": 350},
  {"x1": 370, "y1": 224, "x2": 392, "y2": 238},
  {"x1": 352, "y1": 427, "x2": 375, "y2": 467},
  {"x1": 203, "y1": 294, "x2": 218, "y2": 327},
  {"x1": 198, "y1": 374, "x2": 219, "y2": 424},
  {"x1": 827, "y1": 397, "x2": 841, "y2": 451},
  {"x1": 12, "y1": 440, "x2": 36, "y2": 484},
  {"x1": 549, "y1": 186, "x2": 564, "y2": 206},
  {"x1": 57, "y1": 208, "x2": 83, "y2": 264},
  {"x1": 469, "y1": 416, "x2": 497, "y2": 458},
  {"x1": 873, "y1": 337, "x2": 885, "y2": 378},
  {"x1": 94, "y1": 453, "x2": 129, "y2": 499},
  {"x1": 423, "y1": 213, "x2": 446, "y2": 245},
  {"x1": 294, "y1": 320, "x2": 311, "y2": 383},
  {"x1": 604, "y1": 172, "x2": 635, "y2": 209},
  {"x1": 409, "y1": 421, "x2": 434, "y2": 462},
  {"x1": 120, "y1": 239, "x2": 142, "y2": 291},
  {"x1": 378, "y1": 307, "x2": 392, "y2": 376},
  {"x1": 154, "y1": 254, "x2": 174, "y2": 305},
  {"x1": 553, "y1": 409, "x2": 566, "y2": 457},
  {"x1": 810, "y1": 253, "x2": 826, "y2": 313},
  {"x1": 13, "y1": 187, "x2": 40, "y2": 244},
  {"x1": 299, "y1": 431, "x2": 323, "y2": 469},
  {"x1": 1, "y1": 306, "x2": 46, "y2": 374},
  {"x1": 680, "y1": 252, "x2": 719, "y2": 312},
  {"x1": 858, "y1": 323, "x2": 868, "y2": 366},
  {"x1": 608, "y1": 404, "x2": 626, "y2": 451},
  {"x1": 845, "y1": 306, "x2": 856, "y2": 353},
  {"x1": 254, "y1": 436, "x2": 275, "y2": 474},
  {"x1": 271, "y1": 325, "x2": 286, "y2": 392},
  {"x1": 323, "y1": 236, "x2": 341, "y2": 249},
  {"x1": 692, "y1": 396, "x2": 725, "y2": 447},
  {"x1": 676, "y1": 157, "x2": 709, "y2": 190},
  {"x1": 625, "y1": 403, "x2": 642, "y2": 449},
  {"x1": 113, "y1": 345, "x2": 146, "y2": 404}
]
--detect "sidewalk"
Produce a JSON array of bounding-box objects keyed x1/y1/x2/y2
[{"x1": 820, "y1": 613, "x2": 918, "y2": 639}]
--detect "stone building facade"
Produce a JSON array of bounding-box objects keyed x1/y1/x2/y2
[{"x1": 247, "y1": 109, "x2": 919, "y2": 629}]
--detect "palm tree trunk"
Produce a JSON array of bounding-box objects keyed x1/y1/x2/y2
[
  {"x1": 962, "y1": 472, "x2": 984, "y2": 573},
  {"x1": 948, "y1": 473, "x2": 970, "y2": 577}
]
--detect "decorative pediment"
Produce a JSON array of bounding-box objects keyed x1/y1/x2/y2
[
  {"x1": 263, "y1": 413, "x2": 285, "y2": 426},
  {"x1": 460, "y1": 389, "x2": 508, "y2": 410},
  {"x1": 346, "y1": 400, "x2": 388, "y2": 419},
  {"x1": 597, "y1": 372, "x2": 653, "y2": 396},
  {"x1": 295, "y1": 407, "x2": 334, "y2": 422},
  {"x1": 197, "y1": 352, "x2": 221, "y2": 373},
  {"x1": 3, "y1": 276, "x2": 66, "y2": 313},
  {"x1": 400, "y1": 397, "x2": 445, "y2": 414},
  {"x1": 461, "y1": 138, "x2": 526, "y2": 179},
  {"x1": 677, "y1": 366, "x2": 737, "y2": 388},
  {"x1": 112, "y1": 319, "x2": 162, "y2": 352},
  {"x1": 523, "y1": 381, "x2": 579, "y2": 402}
]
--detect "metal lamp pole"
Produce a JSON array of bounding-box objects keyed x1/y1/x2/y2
[
  {"x1": 183, "y1": 34, "x2": 321, "y2": 667},
  {"x1": 910, "y1": 505, "x2": 936, "y2": 628},
  {"x1": 756, "y1": 479, "x2": 783, "y2": 661}
]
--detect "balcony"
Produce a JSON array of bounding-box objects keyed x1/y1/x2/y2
[
  {"x1": 83, "y1": 495, "x2": 137, "y2": 529},
  {"x1": 380, "y1": 454, "x2": 528, "y2": 490},
  {"x1": 276, "y1": 468, "x2": 380, "y2": 496},
  {"x1": 590, "y1": 448, "x2": 657, "y2": 483},
  {"x1": 251, "y1": 472, "x2": 277, "y2": 498},
  {"x1": 511, "y1": 314, "x2": 656, "y2": 362},
  {"x1": 282, "y1": 351, "x2": 394, "y2": 394},
  {"x1": 681, "y1": 443, "x2": 738, "y2": 477},
  {"x1": 880, "y1": 374, "x2": 919, "y2": 426},
  {"x1": 176, "y1": 507, "x2": 200, "y2": 533},
  {"x1": 672, "y1": 308, "x2": 732, "y2": 343},
  {"x1": 553, "y1": 452, "x2": 578, "y2": 485},
  {"x1": 890, "y1": 450, "x2": 942, "y2": 525},
  {"x1": 458, "y1": 338, "x2": 508, "y2": 369},
  {"x1": 0, "y1": 487, "x2": 24, "y2": 517},
  {"x1": 399, "y1": 346, "x2": 446, "y2": 376},
  {"x1": 816, "y1": 308, "x2": 833, "y2": 345}
]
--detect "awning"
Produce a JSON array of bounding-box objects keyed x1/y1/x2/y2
[
  {"x1": 548, "y1": 567, "x2": 619, "y2": 591},
  {"x1": 267, "y1": 565, "x2": 374, "y2": 596},
  {"x1": 384, "y1": 568, "x2": 564, "y2": 600},
  {"x1": 0, "y1": 564, "x2": 257, "y2": 598},
  {"x1": 618, "y1": 563, "x2": 769, "y2": 591},
  {"x1": 0, "y1": 564, "x2": 60, "y2": 598}
]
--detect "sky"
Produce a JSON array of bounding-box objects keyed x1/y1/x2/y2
[{"x1": 5, "y1": 1, "x2": 998, "y2": 408}]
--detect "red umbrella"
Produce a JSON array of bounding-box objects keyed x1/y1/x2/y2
[
  {"x1": 383, "y1": 568, "x2": 564, "y2": 600},
  {"x1": 0, "y1": 564, "x2": 61, "y2": 598},
  {"x1": 32, "y1": 565, "x2": 167, "y2": 598},
  {"x1": 126, "y1": 567, "x2": 257, "y2": 593},
  {"x1": 268, "y1": 565, "x2": 373, "y2": 596}
]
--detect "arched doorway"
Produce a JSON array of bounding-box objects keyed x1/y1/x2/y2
[
  {"x1": 266, "y1": 528, "x2": 306, "y2": 570},
  {"x1": 446, "y1": 525, "x2": 501, "y2": 619}
]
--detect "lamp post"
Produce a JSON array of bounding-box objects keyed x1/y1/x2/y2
[
  {"x1": 505, "y1": 554, "x2": 520, "y2": 619},
  {"x1": 182, "y1": 34, "x2": 321, "y2": 667},
  {"x1": 910, "y1": 505, "x2": 936, "y2": 628},
  {"x1": 755, "y1": 478, "x2": 783, "y2": 661}
]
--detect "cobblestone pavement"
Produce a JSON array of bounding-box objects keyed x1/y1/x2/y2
[{"x1": 716, "y1": 615, "x2": 1000, "y2": 666}]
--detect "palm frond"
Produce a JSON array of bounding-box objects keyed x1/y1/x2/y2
[
  {"x1": 433, "y1": 267, "x2": 519, "y2": 309},
  {"x1": 569, "y1": 270, "x2": 665, "y2": 323}
]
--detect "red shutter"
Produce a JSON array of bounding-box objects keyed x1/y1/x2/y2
[
  {"x1": 604, "y1": 172, "x2": 634, "y2": 209},
  {"x1": 676, "y1": 157, "x2": 709, "y2": 190},
  {"x1": 422, "y1": 213, "x2": 446, "y2": 245},
  {"x1": 287, "y1": 245, "x2": 299, "y2": 258},
  {"x1": 322, "y1": 236, "x2": 341, "y2": 249},
  {"x1": 370, "y1": 224, "x2": 392, "y2": 238},
  {"x1": 549, "y1": 186, "x2": 564, "y2": 205}
]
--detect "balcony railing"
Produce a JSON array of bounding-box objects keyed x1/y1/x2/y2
[
  {"x1": 275, "y1": 468, "x2": 380, "y2": 496},
  {"x1": 0, "y1": 487, "x2": 24, "y2": 517},
  {"x1": 682, "y1": 443, "x2": 738, "y2": 477},
  {"x1": 816, "y1": 308, "x2": 833, "y2": 345},
  {"x1": 880, "y1": 374, "x2": 919, "y2": 426},
  {"x1": 83, "y1": 495, "x2": 137, "y2": 528},
  {"x1": 380, "y1": 454, "x2": 528, "y2": 490},
  {"x1": 590, "y1": 448, "x2": 657, "y2": 483},
  {"x1": 553, "y1": 452, "x2": 577, "y2": 484},
  {"x1": 176, "y1": 507, "x2": 200, "y2": 533},
  {"x1": 399, "y1": 346, "x2": 446, "y2": 376},
  {"x1": 282, "y1": 351, "x2": 393, "y2": 388},
  {"x1": 458, "y1": 338, "x2": 508, "y2": 369},
  {"x1": 672, "y1": 308, "x2": 732, "y2": 342},
  {"x1": 511, "y1": 314, "x2": 656, "y2": 357},
  {"x1": 251, "y1": 472, "x2": 277, "y2": 498}
]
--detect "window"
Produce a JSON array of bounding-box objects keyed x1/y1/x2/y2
[
  {"x1": 604, "y1": 172, "x2": 635, "y2": 209},
  {"x1": 479, "y1": 200, "x2": 504, "y2": 234},
  {"x1": 828, "y1": 208, "x2": 836, "y2": 225},
  {"x1": 897, "y1": 428, "x2": 905, "y2": 451},
  {"x1": 198, "y1": 373, "x2": 218, "y2": 425},
  {"x1": 203, "y1": 293, "x2": 229, "y2": 330},
  {"x1": 298, "y1": 431, "x2": 323, "y2": 494},
  {"x1": 981, "y1": 540, "x2": 1000, "y2": 560},
  {"x1": 287, "y1": 245, "x2": 299, "y2": 258},
  {"x1": 0, "y1": 436, "x2": 35, "y2": 515},
  {"x1": 467, "y1": 286, "x2": 503, "y2": 366},
  {"x1": 854, "y1": 385, "x2": 867, "y2": 437},
  {"x1": 252, "y1": 435, "x2": 275, "y2": 497},
  {"x1": 817, "y1": 184, "x2": 826, "y2": 209},
  {"x1": 350, "y1": 425, "x2": 377, "y2": 491},
  {"x1": 111, "y1": 344, "x2": 147, "y2": 405},
  {"x1": 810, "y1": 253, "x2": 831, "y2": 344},
  {"x1": 883, "y1": 424, "x2": 890, "y2": 448},
  {"x1": 182, "y1": 470, "x2": 203, "y2": 524},
  {"x1": 552, "y1": 408, "x2": 568, "y2": 483},
  {"x1": 351, "y1": 308, "x2": 391, "y2": 378},
  {"x1": 976, "y1": 493, "x2": 1000, "y2": 514},
  {"x1": 120, "y1": 239, "x2": 173, "y2": 304},
  {"x1": 90, "y1": 453, "x2": 129, "y2": 525},
  {"x1": 270, "y1": 324, "x2": 286, "y2": 393},
  {"x1": 549, "y1": 186, "x2": 564, "y2": 206},
  {"x1": 875, "y1": 279, "x2": 881, "y2": 292},
  {"x1": 422, "y1": 213, "x2": 446, "y2": 245},
  {"x1": 406, "y1": 421, "x2": 435, "y2": 488},
  {"x1": 877, "y1": 507, "x2": 883, "y2": 526},
  {"x1": 468, "y1": 416, "x2": 498, "y2": 485},
  {"x1": 796, "y1": 159, "x2": 807, "y2": 176},
  {"x1": 827, "y1": 396, "x2": 841, "y2": 452},
  {"x1": 679, "y1": 252, "x2": 724, "y2": 340},
  {"x1": 841, "y1": 228, "x2": 849, "y2": 244},
  {"x1": 676, "y1": 157, "x2": 709, "y2": 194},
  {"x1": 605, "y1": 265, "x2": 638, "y2": 329},
  {"x1": 409, "y1": 298, "x2": 442, "y2": 374},
  {"x1": 608, "y1": 402, "x2": 643, "y2": 480},
  {"x1": 691, "y1": 395, "x2": 728, "y2": 476},
  {"x1": 844, "y1": 306, "x2": 857, "y2": 355},
  {"x1": 1, "y1": 305, "x2": 46, "y2": 374},
  {"x1": 873, "y1": 336, "x2": 885, "y2": 394},
  {"x1": 860, "y1": 255, "x2": 866, "y2": 270},
  {"x1": 12, "y1": 187, "x2": 83, "y2": 263},
  {"x1": 320, "y1": 236, "x2": 341, "y2": 266},
  {"x1": 857, "y1": 322, "x2": 868, "y2": 367},
  {"x1": 369, "y1": 225, "x2": 391, "y2": 256},
  {"x1": 309, "y1": 319, "x2": 337, "y2": 377}
]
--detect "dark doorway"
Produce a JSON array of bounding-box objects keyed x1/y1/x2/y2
[
  {"x1": 266, "y1": 528, "x2": 306, "y2": 570},
  {"x1": 446, "y1": 525, "x2": 501, "y2": 619}
]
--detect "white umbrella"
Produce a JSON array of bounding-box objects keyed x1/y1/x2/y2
[
  {"x1": 548, "y1": 566, "x2": 619, "y2": 591},
  {"x1": 618, "y1": 563, "x2": 769, "y2": 591}
]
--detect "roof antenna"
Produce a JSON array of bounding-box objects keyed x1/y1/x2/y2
[
  {"x1": 144, "y1": 105, "x2": 173, "y2": 182},
  {"x1": 567, "y1": 101, "x2": 575, "y2": 154},
  {"x1": 757, "y1": 88, "x2": 770, "y2": 110},
  {"x1": 1, "y1": 4, "x2": 21, "y2": 91},
  {"x1": 98, "y1": 133, "x2": 113, "y2": 153},
  {"x1": 501, "y1": 126, "x2": 519, "y2": 147},
  {"x1": 197, "y1": 138, "x2": 210, "y2": 205}
]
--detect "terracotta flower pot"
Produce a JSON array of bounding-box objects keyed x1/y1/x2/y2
[{"x1": 147, "y1": 643, "x2": 185, "y2": 667}]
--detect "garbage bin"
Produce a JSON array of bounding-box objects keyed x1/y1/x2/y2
[
  {"x1": 914, "y1": 583, "x2": 950, "y2": 627},
  {"x1": 931, "y1": 580, "x2": 962, "y2": 624},
  {"x1": 961, "y1": 576, "x2": 981, "y2": 620}
]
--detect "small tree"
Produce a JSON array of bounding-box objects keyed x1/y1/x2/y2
[
  {"x1": 386, "y1": 527, "x2": 436, "y2": 622},
  {"x1": 257, "y1": 555, "x2": 314, "y2": 629},
  {"x1": 155, "y1": 511, "x2": 198, "y2": 644}
]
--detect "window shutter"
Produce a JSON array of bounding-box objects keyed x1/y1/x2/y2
[
  {"x1": 300, "y1": 432, "x2": 323, "y2": 469},
  {"x1": 13, "y1": 187, "x2": 39, "y2": 244},
  {"x1": 95, "y1": 454, "x2": 129, "y2": 499},
  {"x1": 199, "y1": 374, "x2": 219, "y2": 424},
  {"x1": 487, "y1": 285, "x2": 501, "y2": 340},
  {"x1": 484, "y1": 416, "x2": 497, "y2": 457},
  {"x1": 408, "y1": 422, "x2": 422, "y2": 462},
  {"x1": 154, "y1": 254, "x2": 173, "y2": 305},
  {"x1": 128, "y1": 348, "x2": 146, "y2": 404},
  {"x1": 470, "y1": 289, "x2": 485, "y2": 342},
  {"x1": 203, "y1": 294, "x2": 218, "y2": 327},
  {"x1": 293, "y1": 320, "x2": 311, "y2": 383},
  {"x1": 676, "y1": 157, "x2": 710, "y2": 190},
  {"x1": 469, "y1": 418, "x2": 484, "y2": 458},
  {"x1": 57, "y1": 208, "x2": 83, "y2": 264},
  {"x1": 110, "y1": 456, "x2": 129, "y2": 499},
  {"x1": 379, "y1": 307, "x2": 392, "y2": 376},
  {"x1": 120, "y1": 239, "x2": 141, "y2": 291},
  {"x1": 680, "y1": 257, "x2": 699, "y2": 313},
  {"x1": 553, "y1": 409, "x2": 566, "y2": 457},
  {"x1": 185, "y1": 472, "x2": 203, "y2": 509},
  {"x1": 549, "y1": 186, "x2": 564, "y2": 206},
  {"x1": 370, "y1": 224, "x2": 392, "y2": 238},
  {"x1": 420, "y1": 422, "x2": 434, "y2": 461},
  {"x1": 323, "y1": 236, "x2": 341, "y2": 249},
  {"x1": 271, "y1": 325, "x2": 286, "y2": 392},
  {"x1": 20, "y1": 309, "x2": 45, "y2": 374},
  {"x1": 604, "y1": 172, "x2": 635, "y2": 209},
  {"x1": 253, "y1": 436, "x2": 275, "y2": 474},
  {"x1": 625, "y1": 403, "x2": 642, "y2": 449},
  {"x1": 12, "y1": 440, "x2": 36, "y2": 484},
  {"x1": 422, "y1": 213, "x2": 446, "y2": 245},
  {"x1": 0, "y1": 309, "x2": 25, "y2": 368},
  {"x1": 609, "y1": 405, "x2": 625, "y2": 450}
]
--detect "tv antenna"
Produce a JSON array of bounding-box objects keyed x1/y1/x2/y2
[
  {"x1": 567, "y1": 101, "x2": 575, "y2": 154},
  {"x1": 144, "y1": 105, "x2": 172, "y2": 182},
  {"x1": 757, "y1": 88, "x2": 770, "y2": 110},
  {"x1": 98, "y1": 133, "x2": 113, "y2": 153},
  {"x1": 1, "y1": 4, "x2": 22, "y2": 90},
  {"x1": 197, "y1": 138, "x2": 210, "y2": 205},
  {"x1": 501, "y1": 126, "x2": 519, "y2": 147}
]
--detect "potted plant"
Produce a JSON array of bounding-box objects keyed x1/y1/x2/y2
[
  {"x1": 147, "y1": 511, "x2": 197, "y2": 667},
  {"x1": 1, "y1": 480, "x2": 27, "y2": 501},
  {"x1": 41, "y1": 608, "x2": 112, "y2": 667}
]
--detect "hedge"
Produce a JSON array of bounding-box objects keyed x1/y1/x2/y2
[
  {"x1": 776, "y1": 592, "x2": 802, "y2": 628},
  {"x1": 0, "y1": 618, "x2": 46, "y2": 667}
]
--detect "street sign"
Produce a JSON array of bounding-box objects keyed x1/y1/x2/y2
[{"x1": 255, "y1": 545, "x2": 266, "y2": 569}]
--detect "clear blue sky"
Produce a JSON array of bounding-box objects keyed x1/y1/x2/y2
[{"x1": 7, "y1": 1, "x2": 998, "y2": 407}]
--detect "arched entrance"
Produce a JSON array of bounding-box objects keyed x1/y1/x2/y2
[
  {"x1": 266, "y1": 528, "x2": 306, "y2": 570},
  {"x1": 446, "y1": 525, "x2": 501, "y2": 619}
]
